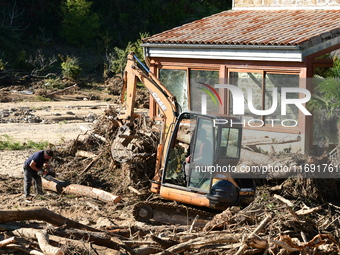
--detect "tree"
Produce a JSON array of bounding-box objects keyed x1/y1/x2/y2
[{"x1": 61, "y1": 0, "x2": 100, "y2": 46}]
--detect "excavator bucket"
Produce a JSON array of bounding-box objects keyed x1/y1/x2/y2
[{"x1": 111, "y1": 124, "x2": 155, "y2": 163}]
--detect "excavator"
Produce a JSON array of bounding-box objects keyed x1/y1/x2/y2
[{"x1": 111, "y1": 52, "x2": 255, "y2": 225}]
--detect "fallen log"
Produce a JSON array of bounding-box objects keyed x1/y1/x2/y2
[
  {"x1": 0, "y1": 236, "x2": 16, "y2": 247},
  {"x1": 48, "y1": 235, "x2": 123, "y2": 255},
  {"x1": 128, "y1": 186, "x2": 142, "y2": 195},
  {"x1": 49, "y1": 227, "x2": 121, "y2": 250},
  {"x1": 0, "y1": 207, "x2": 100, "y2": 232},
  {"x1": 235, "y1": 214, "x2": 272, "y2": 255},
  {"x1": 273, "y1": 194, "x2": 294, "y2": 207},
  {"x1": 75, "y1": 150, "x2": 98, "y2": 158},
  {"x1": 296, "y1": 206, "x2": 322, "y2": 216},
  {"x1": 35, "y1": 230, "x2": 64, "y2": 255},
  {"x1": 4, "y1": 244, "x2": 44, "y2": 255},
  {"x1": 42, "y1": 176, "x2": 121, "y2": 203},
  {"x1": 46, "y1": 84, "x2": 78, "y2": 97},
  {"x1": 0, "y1": 223, "x2": 121, "y2": 250}
]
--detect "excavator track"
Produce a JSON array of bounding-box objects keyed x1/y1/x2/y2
[{"x1": 133, "y1": 201, "x2": 215, "y2": 227}]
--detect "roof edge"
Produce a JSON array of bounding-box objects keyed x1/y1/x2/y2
[
  {"x1": 141, "y1": 43, "x2": 300, "y2": 51},
  {"x1": 233, "y1": 6, "x2": 340, "y2": 10}
]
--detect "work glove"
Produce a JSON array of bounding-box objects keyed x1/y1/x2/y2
[{"x1": 37, "y1": 170, "x2": 44, "y2": 176}]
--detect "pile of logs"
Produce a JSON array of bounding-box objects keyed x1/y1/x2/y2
[{"x1": 1, "y1": 187, "x2": 340, "y2": 255}]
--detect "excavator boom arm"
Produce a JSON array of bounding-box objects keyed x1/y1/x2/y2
[{"x1": 118, "y1": 53, "x2": 179, "y2": 191}]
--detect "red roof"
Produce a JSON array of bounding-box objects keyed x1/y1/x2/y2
[{"x1": 142, "y1": 10, "x2": 340, "y2": 48}]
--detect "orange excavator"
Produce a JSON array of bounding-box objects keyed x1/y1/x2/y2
[{"x1": 111, "y1": 52, "x2": 255, "y2": 225}]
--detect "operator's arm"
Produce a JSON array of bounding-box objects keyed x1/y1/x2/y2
[{"x1": 29, "y1": 160, "x2": 40, "y2": 172}]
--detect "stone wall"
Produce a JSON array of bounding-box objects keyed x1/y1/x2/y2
[{"x1": 233, "y1": 0, "x2": 340, "y2": 9}]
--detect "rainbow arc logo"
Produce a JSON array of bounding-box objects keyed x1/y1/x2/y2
[{"x1": 197, "y1": 82, "x2": 222, "y2": 106}]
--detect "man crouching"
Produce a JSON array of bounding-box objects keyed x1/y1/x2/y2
[{"x1": 23, "y1": 149, "x2": 53, "y2": 202}]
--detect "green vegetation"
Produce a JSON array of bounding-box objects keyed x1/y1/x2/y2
[
  {"x1": 61, "y1": 0, "x2": 100, "y2": 46},
  {"x1": 308, "y1": 56, "x2": 340, "y2": 155},
  {"x1": 0, "y1": 135, "x2": 49, "y2": 150},
  {"x1": 60, "y1": 55, "x2": 82, "y2": 79},
  {"x1": 309, "y1": 57, "x2": 340, "y2": 120},
  {"x1": 36, "y1": 96, "x2": 52, "y2": 101},
  {"x1": 0, "y1": 1, "x2": 231, "y2": 80}
]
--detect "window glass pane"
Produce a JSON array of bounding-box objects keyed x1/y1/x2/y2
[
  {"x1": 220, "y1": 128, "x2": 241, "y2": 158},
  {"x1": 190, "y1": 70, "x2": 219, "y2": 113},
  {"x1": 189, "y1": 118, "x2": 214, "y2": 191},
  {"x1": 229, "y1": 72, "x2": 262, "y2": 121},
  {"x1": 265, "y1": 74, "x2": 299, "y2": 125},
  {"x1": 159, "y1": 69, "x2": 188, "y2": 111},
  {"x1": 192, "y1": 118, "x2": 214, "y2": 165},
  {"x1": 163, "y1": 114, "x2": 196, "y2": 186}
]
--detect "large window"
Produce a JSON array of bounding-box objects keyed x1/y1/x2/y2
[
  {"x1": 159, "y1": 68, "x2": 300, "y2": 128},
  {"x1": 159, "y1": 68, "x2": 219, "y2": 113},
  {"x1": 159, "y1": 69, "x2": 188, "y2": 111},
  {"x1": 265, "y1": 73, "x2": 299, "y2": 125},
  {"x1": 229, "y1": 71, "x2": 300, "y2": 127},
  {"x1": 190, "y1": 70, "x2": 219, "y2": 114},
  {"x1": 229, "y1": 72, "x2": 262, "y2": 121}
]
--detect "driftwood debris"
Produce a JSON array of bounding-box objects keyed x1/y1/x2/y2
[
  {"x1": 46, "y1": 84, "x2": 78, "y2": 97},
  {"x1": 41, "y1": 176, "x2": 121, "y2": 203},
  {"x1": 0, "y1": 223, "x2": 125, "y2": 254},
  {"x1": 0, "y1": 236, "x2": 16, "y2": 247},
  {"x1": 36, "y1": 230, "x2": 64, "y2": 255},
  {"x1": 4, "y1": 244, "x2": 44, "y2": 255},
  {"x1": 273, "y1": 194, "x2": 295, "y2": 207},
  {"x1": 75, "y1": 150, "x2": 98, "y2": 158},
  {"x1": 243, "y1": 135, "x2": 301, "y2": 146},
  {"x1": 0, "y1": 207, "x2": 100, "y2": 232}
]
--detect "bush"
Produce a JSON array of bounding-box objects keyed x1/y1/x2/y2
[{"x1": 60, "y1": 55, "x2": 82, "y2": 79}]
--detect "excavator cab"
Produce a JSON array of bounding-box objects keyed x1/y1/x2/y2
[{"x1": 161, "y1": 112, "x2": 255, "y2": 210}]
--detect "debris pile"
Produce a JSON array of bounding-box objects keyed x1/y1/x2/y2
[
  {"x1": 54, "y1": 105, "x2": 159, "y2": 194},
  {"x1": 1, "y1": 175, "x2": 340, "y2": 254},
  {"x1": 0, "y1": 106, "x2": 100, "y2": 124}
]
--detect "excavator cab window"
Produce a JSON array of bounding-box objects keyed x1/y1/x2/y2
[
  {"x1": 163, "y1": 113, "x2": 196, "y2": 187},
  {"x1": 187, "y1": 117, "x2": 215, "y2": 191}
]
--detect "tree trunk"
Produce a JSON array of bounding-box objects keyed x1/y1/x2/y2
[
  {"x1": 42, "y1": 176, "x2": 121, "y2": 203},
  {"x1": 50, "y1": 227, "x2": 121, "y2": 250},
  {"x1": 0, "y1": 207, "x2": 101, "y2": 232}
]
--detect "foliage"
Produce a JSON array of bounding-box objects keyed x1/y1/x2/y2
[
  {"x1": 60, "y1": 55, "x2": 82, "y2": 79},
  {"x1": 0, "y1": 135, "x2": 49, "y2": 150},
  {"x1": 0, "y1": 1, "x2": 231, "y2": 74},
  {"x1": 308, "y1": 57, "x2": 340, "y2": 121},
  {"x1": 104, "y1": 33, "x2": 148, "y2": 77},
  {"x1": 61, "y1": 0, "x2": 100, "y2": 46},
  {"x1": 308, "y1": 75, "x2": 340, "y2": 119},
  {"x1": 328, "y1": 57, "x2": 340, "y2": 78},
  {"x1": 0, "y1": 60, "x2": 6, "y2": 71}
]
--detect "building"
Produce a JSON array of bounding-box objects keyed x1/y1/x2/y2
[{"x1": 141, "y1": 0, "x2": 340, "y2": 154}]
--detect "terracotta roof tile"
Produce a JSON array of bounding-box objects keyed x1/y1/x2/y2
[{"x1": 143, "y1": 10, "x2": 340, "y2": 47}]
